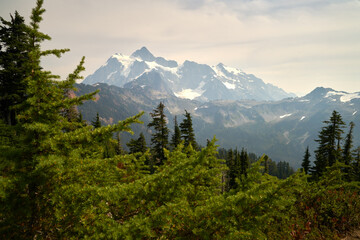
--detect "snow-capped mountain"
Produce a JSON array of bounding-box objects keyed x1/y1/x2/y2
[{"x1": 83, "y1": 47, "x2": 295, "y2": 101}]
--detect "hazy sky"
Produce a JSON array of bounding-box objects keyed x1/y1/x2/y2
[{"x1": 1, "y1": 0, "x2": 360, "y2": 96}]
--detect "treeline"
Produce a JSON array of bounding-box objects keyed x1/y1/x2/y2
[
  {"x1": 302, "y1": 110, "x2": 360, "y2": 182},
  {"x1": 1, "y1": 1, "x2": 360, "y2": 239},
  {"x1": 95, "y1": 100, "x2": 296, "y2": 182},
  {"x1": 218, "y1": 148, "x2": 295, "y2": 183}
]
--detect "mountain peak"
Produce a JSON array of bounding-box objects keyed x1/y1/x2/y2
[
  {"x1": 131, "y1": 47, "x2": 155, "y2": 62},
  {"x1": 304, "y1": 87, "x2": 335, "y2": 100},
  {"x1": 310, "y1": 87, "x2": 335, "y2": 95},
  {"x1": 84, "y1": 47, "x2": 295, "y2": 101}
]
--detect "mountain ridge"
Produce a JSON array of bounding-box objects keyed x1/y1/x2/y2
[{"x1": 82, "y1": 47, "x2": 296, "y2": 102}]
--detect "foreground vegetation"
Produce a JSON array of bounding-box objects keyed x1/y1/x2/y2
[{"x1": 1, "y1": 1, "x2": 359, "y2": 239}]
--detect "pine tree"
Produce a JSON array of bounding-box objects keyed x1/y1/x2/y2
[
  {"x1": 276, "y1": 161, "x2": 294, "y2": 179},
  {"x1": 226, "y1": 148, "x2": 236, "y2": 190},
  {"x1": 0, "y1": 11, "x2": 31, "y2": 125},
  {"x1": 268, "y1": 159, "x2": 278, "y2": 177},
  {"x1": 171, "y1": 116, "x2": 181, "y2": 148},
  {"x1": 77, "y1": 112, "x2": 87, "y2": 126},
  {"x1": 1, "y1": 0, "x2": 91, "y2": 236},
  {"x1": 312, "y1": 110, "x2": 345, "y2": 178},
  {"x1": 301, "y1": 146, "x2": 311, "y2": 174},
  {"x1": 92, "y1": 112, "x2": 101, "y2": 128},
  {"x1": 115, "y1": 132, "x2": 124, "y2": 155},
  {"x1": 147, "y1": 102, "x2": 169, "y2": 165},
  {"x1": 127, "y1": 132, "x2": 147, "y2": 154},
  {"x1": 352, "y1": 147, "x2": 360, "y2": 181},
  {"x1": 342, "y1": 122, "x2": 354, "y2": 166},
  {"x1": 0, "y1": 1, "x2": 143, "y2": 237},
  {"x1": 263, "y1": 155, "x2": 269, "y2": 174},
  {"x1": 180, "y1": 110, "x2": 197, "y2": 149},
  {"x1": 240, "y1": 148, "x2": 249, "y2": 177}
]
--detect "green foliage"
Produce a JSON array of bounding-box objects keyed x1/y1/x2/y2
[
  {"x1": 147, "y1": 102, "x2": 169, "y2": 165},
  {"x1": 240, "y1": 148, "x2": 249, "y2": 177},
  {"x1": 180, "y1": 110, "x2": 197, "y2": 149},
  {"x1": 171, "y1": 115, "x2": 181, "y2": 149},
  {"x1": 352, "y1": 147, "x2": 360, "y2": 181},
  {"x1": 302, "y1": 146, "x2": 311, "y2": 174},
  {"x1": 289, "y1": 162, "x2": 360, "y2": 239},
  {"x1": 0, "y1": 11, "x2": 31, "y2": 125},
  {"x1": 92, "y1": 112, "x2": 101, "y2": 128},
  {"x1": 313, "y1": 110, "x2": 346, "y2": 178},
  {"x1": 0, "y1": 1, "x2": 141, "y2": 238},
  {"x1": 127, "y1": 132, "x2": 147, "y2": 154},
  {"x1": 115, "y1": 132, "x2": 124, "y2": 155},
  {"x1": 1, "y1": 2, "x2": 360, "y2": 239}
]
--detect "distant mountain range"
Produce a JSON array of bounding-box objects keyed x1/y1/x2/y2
[
  {"x1": 82, "y1": 47, "x2": 295, "y2": 101},
  {"x1": 75, "y1": 82, "x2": 360, "y2": 168},
  {"x1": 79, "y1": 47, "x2": 360, "y2": 168}
]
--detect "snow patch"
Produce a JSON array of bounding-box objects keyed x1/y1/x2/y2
[
  {"x1": 283, "y1": 131, "x2": 291, "y2": 145},
  {"x1": 299, "y1": 132, "x2": 310, "y2": 144},
  {"x1": 280, "y1": 113, "x2": 292, "y2": 119},
  {"x1": 112, "y1": 54, "x2": 133, "y2": 76},
  {"x1": 199, "y1": 105, "x2": 209, "y2": 109},
  {"x1": 212, "y1": 66, "x2": 226, "y2": 78},
  {"x1": 325, "y1": 91, "x2": 339, "y2": 98},
  {"x1": 174, "y1": 81, "x2": 205, "y2": 100},
  {"x1": 223, "y1": 65, "x2": 243, "y2": 75},
  {"x1": 325, "y1": 91, "x2": 360, "y2": 103},
  {"x1": 340, "y1": 93, "x2": 360, "y2": 103},
  {"x1": 145, "y1": 61, "x2": 179, "y2": 76},
  {"x1": 107, "y1": 71, "x2": 117, "y2": 79},
  {"x1": 174, "y1": 89, "x2": 202, "y2": 100},
  {"x1": 223, "y1": 81, "x2": 236, "y2": 90}
]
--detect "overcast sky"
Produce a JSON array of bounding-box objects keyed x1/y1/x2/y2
[{"x1": 1, "y1": 0, "x2": 360, "y2": 96}]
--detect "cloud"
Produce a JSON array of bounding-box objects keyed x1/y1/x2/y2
[
  {"x1": 1, "y1": 0, "x2": 359, "y2": 94},
  {"x1": 173, "y1": 0, "x2": 207, "y2": 10}
]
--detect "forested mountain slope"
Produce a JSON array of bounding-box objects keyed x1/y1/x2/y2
[{"x1": 76, "y1": 83, "x2": 360, "y2": 168}]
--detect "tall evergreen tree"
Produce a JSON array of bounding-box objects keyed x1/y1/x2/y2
[
  {"x1": 0, "y1": 1, "x2": 143, "y2": 237},
  {"x1": 312, "y1": 110, "x2": 345, "y2": 178},
  {"x1": 147, "y1": 102, "x2": 169, "y2": 165},
  {"x1": 275, "y1": 161, "x2": 294, "y2": 179},
  {"x1": 171, "y1": 116, "x2": 181, "y2": 148},
  {"x1": 352, "y1": 147, "x2": 360, "y2": 181},
  {"x1": 342, "y1": 122, "x2": 355, "y2": 166},
  {"x1": 240, "y1": 148, "x2": 249, "y2": 177},
  {"x1": 263, "y1": 155, "x2": 269, "y2": 174},
  {"x1": 180, "y1": 110, "x2": 197, "y2": 149},
  {"x1": 92, "y1": 112, "x2": 101, "y2": 128},
  {"x1": 268, "y1": 160, "x2": 278, "y2": 177},
  {"x1": 0, "y1": 11, "x2": 31, "y2": 125},
  {"x1": 301, "y1": 146, "x2": 311, "y2": 174},
  {"x1": 226, "y1": 148, "x2": 236, "y2": 190},
  {"x1": 0, "y1": 0, "x2": 92, "y2": 236},
  {"x1": 127, "y1": 132, "x2": 147, "y2": 154}
]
